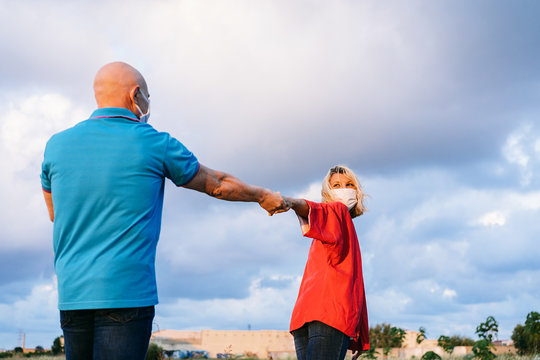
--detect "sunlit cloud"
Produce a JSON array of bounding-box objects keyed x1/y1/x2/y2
[
  {"x1": 475, "y1": 211, "x2": 506, "y2": 227},
  {"x1": 0, "y1": 94, "x2": 85, "y2": 250},
  {"x1": 502, "y1": 123, "x2": 540, "y2": 186},
  {"x1": 442, "y1": 289, "x2": 457, "y2": 300}
]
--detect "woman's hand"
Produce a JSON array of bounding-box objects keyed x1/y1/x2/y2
[
  {"x1": 283, "y1": 196, "x2": 309, "y2": 218},
  {"x1": 348, "y1": 338, "x2": 361, "y2": 360}
]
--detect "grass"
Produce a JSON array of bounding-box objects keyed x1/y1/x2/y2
[
  {"x1": 5, "y1": 357, "x2": 65, "y2": 360},
  {"x1": 3, "y1": 355, "x2": 538, "y2": 360},
  {"x1": 364, "y1": 356, "x2": 539, "y2": 360}
]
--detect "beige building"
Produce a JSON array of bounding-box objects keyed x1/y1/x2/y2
[{"x1": 151, "y1": 329, "x2": 296, "y2": 359}]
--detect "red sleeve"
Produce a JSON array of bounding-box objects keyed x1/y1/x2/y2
[
  {"x1": 301, "y1": 200, "x2": 347, "y2": 245},
  {"x1": 358, "y1": 290, "x2": 371, "y2": 350},
  {"x1": 349, "y1": 286, "x2": 370, "y2": 351}
]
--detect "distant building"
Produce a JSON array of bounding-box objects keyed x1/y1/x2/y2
[
  {"x1": 151, "y1": 329, "x2": 295, "y2": 359},
  {"x1": 493, "y1": 339, "x2": 514, "y2": 347}
]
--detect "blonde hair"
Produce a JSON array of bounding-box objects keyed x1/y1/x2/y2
[{"x1": 321, "y1": 165, "x2": 366, "y2": 218}]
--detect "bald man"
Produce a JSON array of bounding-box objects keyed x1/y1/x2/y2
[{"x1": 41, "y1": 62, "x2": 288, "y2": 360}]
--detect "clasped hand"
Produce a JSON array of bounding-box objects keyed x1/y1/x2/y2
[{"x1": 259, "y1": 191, "x2": 292, "y2": 215}]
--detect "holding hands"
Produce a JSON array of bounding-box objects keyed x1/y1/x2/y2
[
  {"x1": 260, "y1": 194, "x2": 310, "y2": 219},
  {"x1": 258, "y1": 193, "x2": 311, "y2": 218},
  {"x1": 259, "y1": 190, "x2": 291, "y2": 215}
]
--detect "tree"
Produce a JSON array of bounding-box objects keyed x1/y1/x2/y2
[
  {"x1": 391, "y1": 326, "x2": 407, "y2": 347},
  {"x1": 447, "y1": 335, "x2": 475, "y2": 346},
  {"x1": 35, "y1": 345, "x2": 45, "y2": 353},
  {"x1": 417, "y1": 327, "x2": 427, "y2": 345},
  {"x1": 51, "y1": 336, "x2": 64, "y2": 355},
  {"x1": 524, "y1": 311, "x2": 540, "y2": 354},
  {"x1": 369, "y1": 323, "x2": 405, "y2": 358},
  {"x1": 438, "y1": 335, "x2": 454, "y2": 355},
  {"x1": 369, "y1": 323, "x2": 404, "y2": 349},
  {"x1": 512, "y1": 324, "x2": 529, "y2": 355},
  {"x1": 475, "y1": 316, "x2": 498, "y2": 342},
  {"x1": 512, "y1": 311, "x2": 540, "y2": 355},
  {"x1": 473, "y1": 316, "x2": 498, "y2": 360}
]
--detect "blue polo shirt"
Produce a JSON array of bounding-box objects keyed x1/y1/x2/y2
[{"x1": 41, "y1": 107, "x2": 199, "y2": 310}]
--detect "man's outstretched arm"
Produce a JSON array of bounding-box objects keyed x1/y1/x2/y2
[{"x1": 182, "y1": 164, "x2": 288, "y2": 215}]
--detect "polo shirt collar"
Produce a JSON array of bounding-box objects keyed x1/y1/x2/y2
[{"x1": 89, "y1": 107, "x2": 140, "y2": 122}]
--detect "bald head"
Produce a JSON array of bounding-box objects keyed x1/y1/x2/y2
[{"x1": 93, "y1": 62, "x2": 149, "y2": 115}]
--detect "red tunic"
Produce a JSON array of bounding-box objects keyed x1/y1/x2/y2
[{"x1": 289, "y1": 200, "x2": 370, "y2": 351}]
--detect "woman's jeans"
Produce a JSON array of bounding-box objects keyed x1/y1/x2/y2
[
  {"x1": 60, "y1": 306, "x2": 155, "y2": 360},
  {"x1": 292, "y1": 321, "x2": 350, "y2": 360}
]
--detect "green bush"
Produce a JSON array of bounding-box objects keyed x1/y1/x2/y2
[
  {"x1": 421, "y1": 351, "x2": 441, "y2": 360},
  {"x1": 145, "y1": 343, "x2": 164, "y2": 360},
  {"x1": 472, "y1": 339, "x2": 496, "y2": 360},
  {"x1": 51, "y1": 336, "x2": 64, "y2": 355}
]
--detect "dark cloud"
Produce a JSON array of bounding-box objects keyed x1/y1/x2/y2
[
  {"x1": 149, "y1": 0, "x2": 540, "y2": 186},
  {"x1": 0, "y1": 249, "x2": 53, "y2": 289},
  {"x1": 157, "y1": 269, "x2": 252, "y2": 301}
]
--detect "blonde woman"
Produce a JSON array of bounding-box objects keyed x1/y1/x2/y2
[{"x1": 285, "y1": 165, "x2": 370, "y2": 360}]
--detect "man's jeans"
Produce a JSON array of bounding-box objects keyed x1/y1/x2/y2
[
  {"x1": 292, "y1": 321, "x2": 350, "y2": 360},
  {"x1": 60, "y1": 306, "x2": 155, "y2": 360}
]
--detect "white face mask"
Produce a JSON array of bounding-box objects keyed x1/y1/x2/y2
[
  {"x1": 135, "y1": 90, "x2": 151, "y2": 123},
  {"x1": 330, "y1": 188, "x2": 358, "y2": 211}
]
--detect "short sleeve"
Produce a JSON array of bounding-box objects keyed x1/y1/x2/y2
[
  {"x1": 302, "y1": 200, "x2": 346, "y2": 245},
  {"x1": 163, "y1": 136, "x2": 200, "y2": 186},
  {"x1": 41, "y1": 146, "x2": 52, "y2": 192}
]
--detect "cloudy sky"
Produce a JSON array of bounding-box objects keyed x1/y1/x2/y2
[{"x1": 1, "y1": 0, "x2": 539, "y2": 351}]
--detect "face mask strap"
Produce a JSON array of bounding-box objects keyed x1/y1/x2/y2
[{"x1": 134, "y1": 88, "x2": 150, "y2": 122}]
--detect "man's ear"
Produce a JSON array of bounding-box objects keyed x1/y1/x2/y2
[
  {"x1": 129, "y1": 86, "x2": 140, "y2": 104},
  {"x1": 128, "y1": 86, "x2": 140, "y2": 115}
]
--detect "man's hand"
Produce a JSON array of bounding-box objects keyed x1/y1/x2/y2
[
  {"x1": 352, "y1": 349, "x2": 361, "y2": 360},
  {"x1": 260, "y1": 191, "x2": 289, "y2": 216}
]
